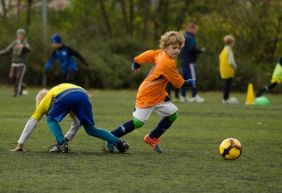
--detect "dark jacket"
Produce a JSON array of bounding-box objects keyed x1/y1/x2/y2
[
  {"x1": 45, "y1": 45, "x2": 88, "y2": 73},
  {"x1": 180, "y1": 32, "x2": 202, "y2": 65}
]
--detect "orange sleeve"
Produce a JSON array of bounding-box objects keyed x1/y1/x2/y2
[
  {"x1": 162, "y1": 63, "x2": 185, "y2": 89},
  {"x1": 134, "y1": 50, "x2": 161, "y2": 64}
]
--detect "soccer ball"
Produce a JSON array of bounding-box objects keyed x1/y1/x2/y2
[{"x1": 219, "y1": 138, "x2": 242, "y2": 160}]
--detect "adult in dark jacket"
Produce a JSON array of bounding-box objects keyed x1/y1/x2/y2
[{"x1": 179, "y1": 23, "x2": 205, "y2": 103}]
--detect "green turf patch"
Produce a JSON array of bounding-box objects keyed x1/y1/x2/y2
[{"x1": 0, "y1": 87, "x2": 281, "y2": 193}]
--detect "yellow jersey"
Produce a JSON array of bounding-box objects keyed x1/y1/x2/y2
[
  {"x1": 219, "y1": 46, "x2": 235, "y2": 79},
  {"x1": 31, "y1": 83, "x2": 85, "y2": 120}
]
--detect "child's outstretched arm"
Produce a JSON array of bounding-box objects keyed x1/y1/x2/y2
[
  {"x1": 132, "y1": 50, "x2": 161, "y2": 71},
  {"x1": 67, "y1": 46, "x2": 88, "y2": 66},
  {"x1": 10, "y1": 118, "x2": 38, "y2": 152},
  {"x1": 44, "y1": 51, "x2": 56, "y2": 72},
  {"x1": 64, "y1": 114, "x2": 81, "y2": 141},
  {"x1": 0, "y1": 41, "x2": 14, "y2": 56}
]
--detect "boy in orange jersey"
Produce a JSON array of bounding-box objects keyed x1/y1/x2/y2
[{"x1": 105, "y1": 31, "x2": 196, "y2": 153}]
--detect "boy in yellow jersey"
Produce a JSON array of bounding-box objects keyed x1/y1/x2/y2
[
  {"x1": 105, "y1": 31, "x2": 196, "y2": 153},
  {"x1": 10, "y1": 83, "x2": 129, "y2": 153},
  {"x1": 256, "y1": 57, "x2": 282, "y2": 97},
  {"x1": 219, "y1": 35, "x2": 239, "y2": 104}
]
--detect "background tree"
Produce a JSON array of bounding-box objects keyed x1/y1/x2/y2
[{"x1": 0, "y1": 0, "x2": 281, "y2": 91}]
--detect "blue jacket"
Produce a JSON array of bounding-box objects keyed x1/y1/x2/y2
[
  {"x1": 179, "y1": 32, "x2": 203, "y2": 65},
  {"x1": 45, "y1": 45, "x2": 87, "y2": 73}
]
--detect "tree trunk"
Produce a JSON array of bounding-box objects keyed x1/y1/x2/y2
[
  {"x1": 99, "y1": 0, "x2": 112, "y2": 37},
  {"x1": 175, "y1": 0, "x2": 192, "y2": 30},
  {"x1": 129, "y1": 0, "x2": 134, "y2": 36},
  {"x1": 17, "y1": 0, "x2": 21, "y2": 16},
  {"x1": 141, "y1": 0, "x2": 149, "y2": 39},
  {"x1": 119, "y1": 0, "x2": 129, "y2": 32},
  {"x1": 0, "y1": 0, "x2": 7, "y2": 19},
  {"x1": 26, "y1": 0, "x2": 33, "y2": 26}
]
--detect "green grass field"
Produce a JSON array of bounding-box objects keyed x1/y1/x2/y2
[{"x1": 0, "y1": 86, "x2": 281, "y2": 193}]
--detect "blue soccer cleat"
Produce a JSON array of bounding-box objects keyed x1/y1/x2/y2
[{"x1": 104, "y1": 142, "x2": 116, "y2": 153}]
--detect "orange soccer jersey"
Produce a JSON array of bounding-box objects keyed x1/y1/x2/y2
[{"x1": 134, "y1": 49, "x2": 184, "y2": 108}]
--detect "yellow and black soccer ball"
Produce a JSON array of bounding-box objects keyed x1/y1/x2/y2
[{"x1": 219, "y1": 138, "x2": 242, "y2": 160}]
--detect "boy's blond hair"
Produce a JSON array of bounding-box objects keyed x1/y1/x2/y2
[
  {"x1": 36, "y1": 89, "x2": 49, "y2": 107},
  {"x1": 159, "y1": 31, "x2": 185, "y2": 49},
  {"x1": 223, "y1": 35, "x2": 235, "y2": 45}
]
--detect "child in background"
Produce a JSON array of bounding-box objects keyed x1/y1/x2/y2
[
  {"x1": 0, "y1": 28, "x2": 31, "y2": 97},
  {"x1": 105, "y1": 31, "x2": 195, "y2": 153},
  {"x1": 219, "y1": 35, "x2": 239, "y2": 104},
  {"x1": 44, "y1": 34, "x2": 88, "y2": 83},
  {"x1": 256, "y1": 57, "x2": 282, "y2": 97},
  {"x1": 10, "y1": 83, "x2": 129, "y2": 153}
]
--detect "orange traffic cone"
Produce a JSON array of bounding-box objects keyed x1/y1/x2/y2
[{"x1": 245, "y1": 83, "x2": 255, "y2": 105}]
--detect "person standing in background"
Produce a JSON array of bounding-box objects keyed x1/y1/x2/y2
[
  {"x1": 0, "y1": 28, "x2": 31, "y2": 97},
  {"x1": 179, "y1": 23, "x2": 205, "y2": 103},
  {"x1": 219, "y1": 35, "x2": 239, "y2": 104}
]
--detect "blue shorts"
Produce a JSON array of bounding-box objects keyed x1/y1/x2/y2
[{"x1": 48, "y1": 89, "x2": 94, "y2": 126}]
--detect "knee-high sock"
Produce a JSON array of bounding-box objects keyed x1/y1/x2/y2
[
  {"x1": 84, "y1": 125, "x2": 119, "y2": 145},
  {"x1": 256, "y1": 82, "x2": 278, "y2": 97},
  {"x1": 149, "y1": 117, "x2": 173, "y2": 139},
  {"x1": 111, "y1": 120, "x2": 135, "y2": 138},
  {"x1": 47, "y1": 119, "x2": 65, "y2": 145}
]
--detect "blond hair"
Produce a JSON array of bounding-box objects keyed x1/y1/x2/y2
[
  {"x1": 159, "y1": 31, "x2": 185, "y2": 49},
  {"x1": 223, "y1": 35, "x2": 235, "y2": 45},
  {"x1": 36, "y1": 89, "x2": 49, "y2": 107}
]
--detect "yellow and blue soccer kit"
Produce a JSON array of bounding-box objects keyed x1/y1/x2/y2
[{"x1": 33, "y1": 83, "x2": 94, "y2": 126}]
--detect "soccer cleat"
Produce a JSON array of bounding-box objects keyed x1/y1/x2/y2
[
  {"x1": 49, "y1": 142, "x2": 69, "y2": 153},
  {"x1": 179, "y1": 95, "x2": 190, "y2": 102},
  {"x1": 144, "y1": 134, "x2": 162, "y2": 153},
  {"x1": 188, "y1": 95, "x2": 205, "y2": 103},
  {"x1": 116, "y1": 140, "x2": 129, "y2": 153},
  {"x1": 222, "y1": 97, "x2": 239, "y2": 105},
  {"x1": 103, "y1": 142, "x2": 116, "y2": 153}
]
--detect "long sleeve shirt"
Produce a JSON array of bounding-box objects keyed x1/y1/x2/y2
[
  {"x1": 45, "y1": 45, "x2": 88, "y2": 73},
  {"x1": 0, "y1": 39, "x2": 31, "y2": 64}
]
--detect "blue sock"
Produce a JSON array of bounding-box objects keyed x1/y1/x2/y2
[
  {"x1": 149, "y1": 117, "x2": 172, "y2": 139},
  {"x1": 84, "y1": 125, "x2": 119, "y2": 145},
  {"x1": 111, "y1": 120, "x2": 135, "y2": 138},
  {"x1": 47, "y1": 119, "x2": 65, "y2": 145}
]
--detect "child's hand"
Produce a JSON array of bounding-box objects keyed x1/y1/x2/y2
[
  {"x1": 131, "y1": 62, "x2": 141, "y2": 72},
  {"x1": 17, "y1": 44, "x2": 24, "y2": 49},
  {"x1": 10, "y1": 144, "x2": 24, "y2": 152},
  {"x1": 186, "y1": 79, "x2": 196, "y2": 88}
]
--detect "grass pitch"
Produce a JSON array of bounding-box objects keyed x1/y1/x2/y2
[{"x1": 0, "y1": 87, "x2": 281, "y2": 193}]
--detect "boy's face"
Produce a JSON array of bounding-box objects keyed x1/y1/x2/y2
[
  {"x1": 52, "y1": 43, "x2": 62, "y2": 49},
  {"x1": 164, "y1": 44, "x2": 182, "y2": 59},
  {"x1": 230, "y1": 41, "x2": 235, "y2": 47},
  {"x1": 188, "y1": 27, "x2": 198, "y2": 35},
  {"x1": 16, "y1": 33, "x2": 25, "y2": 41}
]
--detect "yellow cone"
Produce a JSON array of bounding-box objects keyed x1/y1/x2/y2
[{"x1": 245, "y1": 83, "x2": 255, "y2": 105}]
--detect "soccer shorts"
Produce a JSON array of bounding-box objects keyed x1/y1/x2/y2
[
  {"x1": 133, "y1": 102, "x2": 178, "y2": 122},
  {"x1": 48, "y1": 89, "x2": 94, "y2": 126}
]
